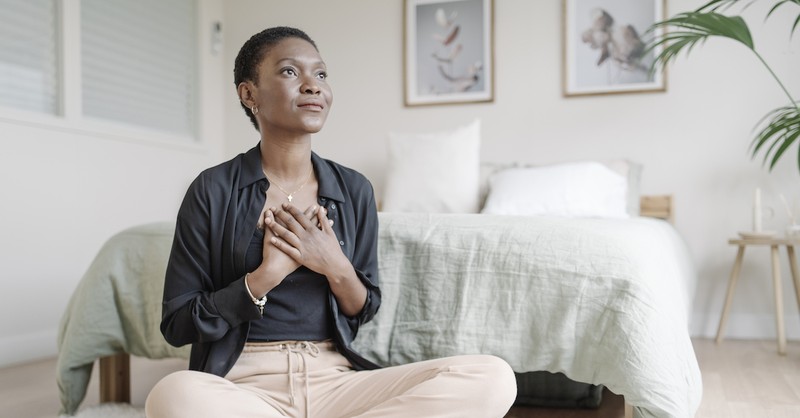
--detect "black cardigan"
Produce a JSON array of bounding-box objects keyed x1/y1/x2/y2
[{"x1": 160, "y1": 145, "x2": 381, "y2": 376}]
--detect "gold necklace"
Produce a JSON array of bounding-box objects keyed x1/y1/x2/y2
[{"x1": 264, "y1": 167, "x2": 313, "y2": 203}]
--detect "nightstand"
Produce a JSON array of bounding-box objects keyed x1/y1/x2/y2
[{"x1": 716, "y1": 236, "x2": 800, "y2": 355}]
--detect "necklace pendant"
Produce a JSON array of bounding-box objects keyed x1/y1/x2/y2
[{"x1": 287, "y1": 194, "x2": 293, "y2": 203}]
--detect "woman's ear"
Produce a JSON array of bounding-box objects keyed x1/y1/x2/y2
[{"x1": 237, "y1": 81, "x2": 257, "y2": 109}]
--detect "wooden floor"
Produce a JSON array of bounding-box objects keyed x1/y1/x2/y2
[{"x1": 1, "y1": 338, "x2": 799, "y2": 417}]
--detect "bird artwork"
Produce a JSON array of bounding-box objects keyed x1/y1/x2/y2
[
  {"x1": 580, "y1": 8, "x2": 649, "y2": 82},
  {"x1": 429, "y1": 7, "x2": 482, "y2": 93}
]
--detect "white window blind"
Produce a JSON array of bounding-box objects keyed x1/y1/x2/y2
[
  {"x1": 81, "y1": 0, "x2": 197, "y2": 137},
  {"x1": 0, "y1": 0, "x2": 59, "y2": 114}
]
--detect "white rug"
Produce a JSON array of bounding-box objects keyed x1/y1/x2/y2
[{"x1": 60, "y1": 403, "x2": 145, "y2": 418}]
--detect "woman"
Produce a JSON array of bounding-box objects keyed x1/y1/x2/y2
[{"x1": 145, "y1": 26, "x2": 516, "y2": 418}]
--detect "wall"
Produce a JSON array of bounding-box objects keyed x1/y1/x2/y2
[
  {"x1": 223, "y1": 0, "x2": 800, "y2": 340},
  {"x1": 0, "y1": 1, "x2": 226, "y2": 367}
]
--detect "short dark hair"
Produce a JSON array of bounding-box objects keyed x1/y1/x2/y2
[{"x1": 233, "y1": 26, "x2": 318, "y2": 131}]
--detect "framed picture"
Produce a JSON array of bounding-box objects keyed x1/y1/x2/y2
[
  {"x1": 563, "y1": 0, "x2": 667, "y2": 97},
  {"x1": 404, "y1": 0, "x2": 494, "y2": 106}
]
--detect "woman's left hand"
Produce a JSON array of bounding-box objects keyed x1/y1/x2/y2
[
  {"x1": 266, "y1": 203, "x2": 350, "y2": 277},
  {"x1": 267, "y1": 202, "x2": 368, "y2": 316}
]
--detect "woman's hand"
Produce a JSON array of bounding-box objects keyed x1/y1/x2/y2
[
  {"x1": 263, "y1": 208, "x2": 303, "y2": 275},
  {"x1": 267, "y1": 203, "x2": 368, "y2": 317},
  {"x1": 266, "y1": 203, "x2": 350, "y2": 277},
  {"x1": 246, "y1": 209, "x2": 301, "y2": 297},
  {"x1": 247, "y1": 205, "x2": 336, "y2": 297}
]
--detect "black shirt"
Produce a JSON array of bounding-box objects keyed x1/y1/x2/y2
[
  {"x1": 160, "y1": 144, "x2": 381, "y2": 376},
  {"x1": 244, "y1": 228, "x2": 335, "y2": 342}
]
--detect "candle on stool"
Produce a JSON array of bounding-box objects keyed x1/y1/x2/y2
[{"x1": 754, "y1": 187, "x2": 762, "y2": 232}]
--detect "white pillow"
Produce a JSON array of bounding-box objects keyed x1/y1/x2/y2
[
  {"x1": 478, "y1": 159, "x2": 642, "y2": 216},
  {"x1": 597, "y1": 158, "x2": 642, "y2": 216},
  {"x1": 481, "y1": 162, "x2": 629, "y2": 218},
  {"x1": 382, "y1": 120, "x2": 481, "y2": 213}
]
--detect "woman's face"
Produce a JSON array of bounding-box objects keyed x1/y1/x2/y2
[{"x1": 251, "y1": 37, "x2": 332, "y2": 135}]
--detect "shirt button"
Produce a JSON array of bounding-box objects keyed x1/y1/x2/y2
[
  {"x1": 330, "y1": 204, "x2": 337, "y2": 209},
  {"x1": 339, "y1": 241, "x2": 344, "y2": 246}
]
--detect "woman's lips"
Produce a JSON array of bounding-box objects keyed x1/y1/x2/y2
[{"x1": 298, "y1": 102, "x2": 324, "y2": 110}]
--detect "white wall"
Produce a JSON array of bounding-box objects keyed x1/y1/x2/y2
[
  {"x1": 0, "y1": 1, "x2": 226, "y2": 367},
  {"x1": 223, "y1": 0, "x2": 800, "y2": 340}
]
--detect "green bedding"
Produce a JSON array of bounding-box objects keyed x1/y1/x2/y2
[{"x1": 56, "y1": 223, "x2": 188, "y2": 415}]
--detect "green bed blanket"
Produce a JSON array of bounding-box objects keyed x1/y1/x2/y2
[{"x1": 56, "y1": 222, "x2": 188, "y2": 415}]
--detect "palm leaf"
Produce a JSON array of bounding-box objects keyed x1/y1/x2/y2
[
  {"x1": 751, "y1": 106, "x2": 797, "y2": 153},
  {"x1": 749, "y1": 106, "x2": 800, "y2": 170},
  {"x1": 766, "y1": 0, "x2": 800, "y2": 38},
  {"x1": 794, "y1": 14, "x2": 800, "y2": 38},
  {"x1": 697, "y1": 0, "x2": 755, "y2": 13},
  {"x1": 646, "y1": 12, "x2": 754, "y2": 72},
  {"x1": 767, "y1": 0, "x2": 800, "y2": 15},
  {"x1": 648, "y1": 1, "x2": 800, "y2": 172},
  {"x1": 751, "y1": 107, "x2": 795, "y2": 155}
]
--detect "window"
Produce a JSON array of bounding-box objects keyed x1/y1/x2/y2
[
  {"x1": 0, "y1": 0, "x2": 200, "y2": 141},
  {"x1": 0, "y1": 0, "x2": 59, "y2": 114},
  {"x1": 81, "y1": 0, "x2": 197, "y2": 136}
]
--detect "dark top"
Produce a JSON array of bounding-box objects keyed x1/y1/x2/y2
[
  {"x1": 160, "y1": 144, "x2": 381, "y2": 376},
  {"x1": 244, "y1": 229, "x2": 335, "y2": 342}
]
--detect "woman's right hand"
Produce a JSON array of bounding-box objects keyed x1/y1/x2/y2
[{"x1": 247, "y1": 205, "x2": 331, "y2": 297}]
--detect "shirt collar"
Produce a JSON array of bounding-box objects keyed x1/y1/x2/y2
[{"x1": 239, "y1": 144, "x2": 346, "y2": 203}]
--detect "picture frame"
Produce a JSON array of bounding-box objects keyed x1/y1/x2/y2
[
  {"x1": 563, "y1": 0, "x2": 667, "y2": 97},
  {"x1": 404, "y1": 0, "x2": 494, "y2": 106}
]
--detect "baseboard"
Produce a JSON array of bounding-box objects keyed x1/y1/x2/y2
[
  {"x1": 691, "y1": 312, "x2": 800, "y2": 340},
  {"x1": 0, "y1": 329, "x2": 58, "y2": 368}
]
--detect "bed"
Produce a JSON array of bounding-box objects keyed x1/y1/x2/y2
[
  {"x1": 56, "y1": 191, "x2": 701, "y2": 417},
  {"x1": 353, "y1": 203, "x2": 701, "y2": 418}
]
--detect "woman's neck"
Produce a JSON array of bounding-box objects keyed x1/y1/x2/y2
[{"x1": 259, "y1": 134, "x2": 313, "y2": 180}]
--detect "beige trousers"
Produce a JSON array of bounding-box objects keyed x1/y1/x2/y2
[{"x1": 145, "y1": 341, "x2": 516, "y2": 418}]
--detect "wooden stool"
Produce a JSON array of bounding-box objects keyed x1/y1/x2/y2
[{"x1": 716, "y1": 237, "x2": 800, "y2": 355}]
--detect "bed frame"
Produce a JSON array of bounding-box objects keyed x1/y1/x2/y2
[{"x1": 96, "y1": 195, "x2": 673, "y2": 417}]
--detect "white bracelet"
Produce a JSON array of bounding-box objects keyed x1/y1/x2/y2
[{"x1": 244, "y1": 273, "x2": 267, "y2": 315}]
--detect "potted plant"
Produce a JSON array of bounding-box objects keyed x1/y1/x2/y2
[{"x1": 646, "y1": 0, "x2": 799, "y2": 171}]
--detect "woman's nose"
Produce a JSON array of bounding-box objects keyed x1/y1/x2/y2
[{"x1": 301, "y1": 77, "x2": 321, "y2": 94}]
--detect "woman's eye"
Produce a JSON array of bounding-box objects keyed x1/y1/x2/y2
[
  {"x1": 317, "y1": 72, "x2": 328, "y2": 80},
  {"x1": 282, "y1": 68, "x2": 297, "y2": 76}
]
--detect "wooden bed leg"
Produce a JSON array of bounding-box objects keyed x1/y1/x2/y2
[
  {"x1": 624, "y1": 400, "x2": 634, "y2": 418},
  {"x1": 99, "y1": 353, "x2": 131, "y2": 404}
]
